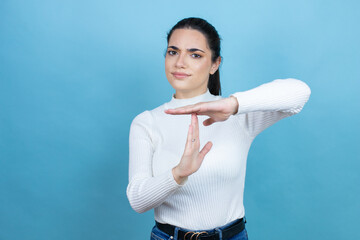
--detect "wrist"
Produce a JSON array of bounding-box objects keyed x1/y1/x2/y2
[
  {"x1": 229, "y1": 96, "x2": 239, "y2": 115},
  {"x1": 172, "y1": 166, "x2": 188, "y2": 185}
]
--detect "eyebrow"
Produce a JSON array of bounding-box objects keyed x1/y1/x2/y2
[{"x1": 168, "y1": 45, "x2": 205, "y2": 53}]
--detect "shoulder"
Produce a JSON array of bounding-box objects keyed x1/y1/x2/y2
[
  {"x1": 130, "y1": 103, "x2": 166, "y2": 127},
  {"x1": 129, "y1": 104, "x2": 166, "y2": 143},
  {"x1": 131, "y1": 110, "x2": 151, "y2": 124},
  {"x1": 129, "y1": 110, "x2": 153, "y2": 140},
  {"x1": 214, "y1": 95, "x2": 223, "y2": 101}
]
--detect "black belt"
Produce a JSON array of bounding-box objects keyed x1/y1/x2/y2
[{"x1": 155, "y1": 218, "x2": 246, "y2": 240}]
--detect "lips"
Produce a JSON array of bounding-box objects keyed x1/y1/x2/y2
[{"x1": 172, "y1": 72, "x2": 190, "y2": 79}]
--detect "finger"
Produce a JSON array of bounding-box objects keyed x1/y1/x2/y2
[
  {"x1": 192, "y1": 114, "x2": 199, "y2": 141},
  {"x1": 165, "y1": 105, "x2": 201, "y2": 115},
  {"x1": 165, "y1": 108, "x2": 191, "y2": 115},
  {"x1": 198, "y1": 141, "x2": 213, "y2": 161},
  {"x1": 184, "y1": 124, "x2": 193, "y2": 150},
  {"x1": 164, "y1": 107, "x2": 189, "y2": 114},
  {"x1": 203, "y1": 118, "x2": 215, "y2": 126},
  {"x1": 191, "y1": 114, "x2": 200, "y2": 149}
]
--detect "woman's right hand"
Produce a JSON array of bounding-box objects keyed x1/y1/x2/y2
[{"x1": 172, "y1": 113, "x2": 213, "y2": 185}]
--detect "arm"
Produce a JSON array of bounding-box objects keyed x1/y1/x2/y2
[
  {"x1": 126, "y1": 111, "x2": 184, "y2": 213},
  {"x1": 230, "y1": 78, "x2": 311, "y2": 137}
]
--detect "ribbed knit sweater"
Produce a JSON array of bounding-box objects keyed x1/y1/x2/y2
[{"x1": 127, "y1": 78, "x2": 311, "y2": 230}]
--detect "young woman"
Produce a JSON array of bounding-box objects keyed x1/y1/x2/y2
[{"x1": 127, "y1": 17, "x2": 311, "y2": 240}]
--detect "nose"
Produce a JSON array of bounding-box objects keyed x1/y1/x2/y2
[{"x1": 175, "y1": 53, "x2": 186, "y2": 68}]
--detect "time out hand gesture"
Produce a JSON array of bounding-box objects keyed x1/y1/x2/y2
[
  {"x1": 172, "y1": 113, "x2": 213, "y2": 185},
  {"x1": 165, "y1": 96, "x2": 239, "y2": 126}
]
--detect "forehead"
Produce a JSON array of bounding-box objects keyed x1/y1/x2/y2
[{"x1": 168, "y1": 29, "x2": 209, "y2": 50}]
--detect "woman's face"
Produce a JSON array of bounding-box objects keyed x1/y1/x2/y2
[{"x1": 165, "y1": 28, "x2": 220, "y2": 99}]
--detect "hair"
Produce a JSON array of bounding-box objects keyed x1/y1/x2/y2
[{"x1": 166, "y1": 17, "x2": 222, "y2": 96}]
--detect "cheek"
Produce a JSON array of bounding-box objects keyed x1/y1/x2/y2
[
  {"x1": 193, "y1": 60, "x2": 211, "y2": 75},
  {"x1": 164, "y1": 60, "x2": 170, "y2": 74},
  {"x1": 165, "y1": 58, "x2": 173, "y2": 72},
  {"x1": 165, "y1": 59, "x2": 174, "y2": 83}
]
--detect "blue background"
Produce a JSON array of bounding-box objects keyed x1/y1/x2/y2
[{"x1": 1, "y1": 0, "x2": 359, "y2": 239}]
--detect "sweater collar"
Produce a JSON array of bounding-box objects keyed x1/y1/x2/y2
[{"x1": 165, "y1": 88, "x2": 216, "y2": 109}]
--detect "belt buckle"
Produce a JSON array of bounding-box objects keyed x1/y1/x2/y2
[{"x1": 183, "y1": 231, "x2": 208, "y2": 240}]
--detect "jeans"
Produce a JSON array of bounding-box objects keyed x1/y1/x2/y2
[{"x1": 150, "y1": 219, "x2": 249, "y2": 240}]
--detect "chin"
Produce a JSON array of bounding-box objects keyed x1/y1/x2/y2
[{"x1": 168, "y1": 80, "x2": 192, "y2": 91}]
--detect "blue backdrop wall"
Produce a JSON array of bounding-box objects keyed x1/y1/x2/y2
[{"x1": 1, "y1": 0, "x2": 359, "y2": 239}]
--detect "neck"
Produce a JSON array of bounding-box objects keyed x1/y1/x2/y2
[
  {"x1": 174, "y1": 87, "x2": 208, "y2": 99},
  {"x1": 166, "y1": 88, "x2": 216, "y2": 109}
]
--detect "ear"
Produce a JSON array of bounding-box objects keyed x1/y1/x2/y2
[{"x1": 210, "y1": 56, "x2": 222, "y2": 75}]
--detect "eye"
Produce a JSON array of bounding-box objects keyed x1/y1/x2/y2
[
  {"x1": 191, "y1": 53, "x2": 201, "y2": 58},
  {"x1": 167, "y1": 50, "x2": 177, "y2": 56}
]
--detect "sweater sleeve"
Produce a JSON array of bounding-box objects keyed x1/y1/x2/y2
[
  {"x1": 126, "y1": 111, "x2": 185, "y2": 213},
  {"x1": 230, "y1": 78, "x2": 311, "y2": 138}
]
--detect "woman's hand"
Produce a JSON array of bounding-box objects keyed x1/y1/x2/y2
[
  {"x1": 172, "y1": 113, "x2": 213, "y2": 185},
  {"x1": 165, "y1": 96, "x2": 239, "y2": 126}
]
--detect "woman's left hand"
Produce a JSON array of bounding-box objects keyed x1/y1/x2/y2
[{"x1": 165, "y1": 96, "x2": 239, "y2": 126}]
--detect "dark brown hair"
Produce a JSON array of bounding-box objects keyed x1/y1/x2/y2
[{"x1": 166, "y1": 17, "x2": 222, "y2": 95}]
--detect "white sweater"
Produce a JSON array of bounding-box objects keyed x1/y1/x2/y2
[{"x1": 127, "y1": 78, "x2": 311, "y2": 230}]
